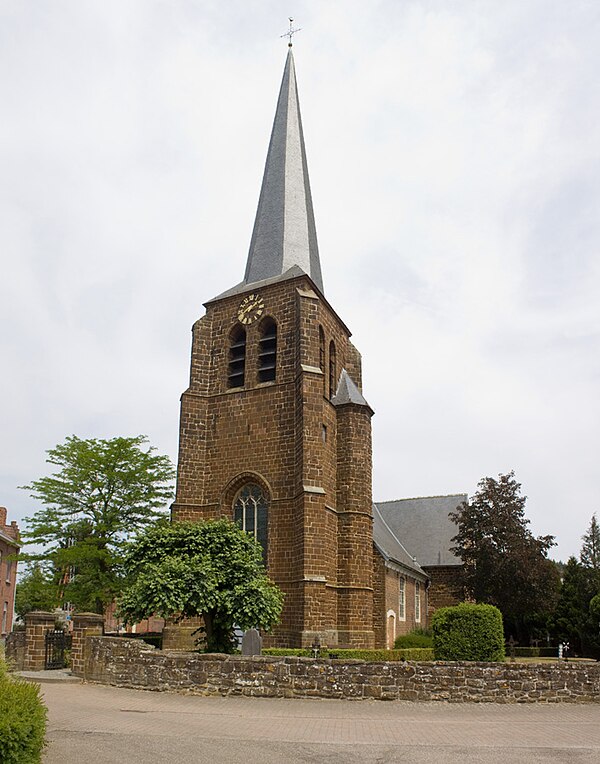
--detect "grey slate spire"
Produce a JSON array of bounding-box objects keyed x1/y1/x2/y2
[{"x1": 243, "y1": 49, "x2": 324, "y2": 293}]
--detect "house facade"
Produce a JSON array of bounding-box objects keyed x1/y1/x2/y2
[{"x1": 0, "y1": 507, "x2": 20, "y2": 639}]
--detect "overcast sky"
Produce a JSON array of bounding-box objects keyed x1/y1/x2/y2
[{"x1": 1, "y1": 1, "x2": 599, "y2": 562}]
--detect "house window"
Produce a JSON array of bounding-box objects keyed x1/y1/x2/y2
[
  {"x1": 5, "y1": 558, "x2": 12, "y2": 584},
  {"x1": 2, "y1": 602, "x2": 7, "y2": 634},
  {"x1": 328, "y1": 341, "x2": 336, "y2": 398},
  {"x1": 233, "y1": 484, "x2": 268, "y2": 562},
  {"x1": 398, "y1": 576, "x2": 406, "y2": 620},
  {"x1": 257, "y1": 318, "x2": 277, "y2": 383},
  {"x1": 227, "y1": 325, "x2": 246, "y2": 388},
  {"x1": 415, "y1": 581, "x2": 421, "y2": 622}
]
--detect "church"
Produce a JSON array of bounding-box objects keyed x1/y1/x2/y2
[{"x1": 171, "y1": 48, "x2": 464, "y2": 649}]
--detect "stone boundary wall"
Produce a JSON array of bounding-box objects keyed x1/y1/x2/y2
[
  {"x1": 4, "y1": 629, "x2": 25, "y2": 670},
  {"x1": 82, "y1": 637, "x2": 600, "y2": 703}
]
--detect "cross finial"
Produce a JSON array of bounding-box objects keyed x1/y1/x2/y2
[{"x1": 281, "y1": 17, "x2": 301, "y2": 47}]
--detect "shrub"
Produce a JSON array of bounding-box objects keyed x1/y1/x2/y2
[
  {"x1": 539, "y1": 646, "x2": 559, "y2": 657},
  {"x1": 394, "y1": 629, "x2": 433, "y2": 649},
  {"x1": 0, "y1": 660, "x2": 47, "y2": 763},
  {"x1": 262, "y1": 647, "x2": 435, "y2": 661},
  {"x1": 432, "y1": 603, "x2": 505, "y2": 661},
  {"x1": 511, "y1": 647, "x2": 540, "y2": 657}
]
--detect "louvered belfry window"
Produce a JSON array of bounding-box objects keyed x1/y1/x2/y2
[
  {"x1": 233, "y1": 483, "x2": 268, "y2": 561},
  {"x1": 258, "y1": 318, "x2": 277, "y2": 383},
  {"x1": 227, "y1": 325, "x2": 246, "y2": 388}
]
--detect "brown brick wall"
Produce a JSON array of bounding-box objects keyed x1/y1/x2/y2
[
  {"x1": 23, "y1": 611, "x2": 55, "y2": 671},
  {"x1": 172, "y1": 275, "x2": 376, "y2": 647},
  {"x1": 381, "y1": 568, "x2": 428, "y2": 647},
  {"x1": 0, "y1": 507, "x2": 20, "y2": 637},
  {"x1": 423, "y1": 565, "x2": 465, "y2": 618}
]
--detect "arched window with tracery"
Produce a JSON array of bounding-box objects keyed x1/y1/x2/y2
[
  {"x1": 227, "y1": 325, "x2": 246, "y2": 388},
  {"x1": 328, "y1": 340, "x2": 337, "y2": 399},
  {"x1": 233, "y1": 483, "x2": 268, "y2": 561},
  {"x1": 258, "y1": 317, "x2": 277, "y2": 383}
]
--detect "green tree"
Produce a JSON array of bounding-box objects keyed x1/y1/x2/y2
[
  {"x1": 118, "y1": 519, "x2": 284, "y2": 653},
  {"x1": 449, "y1": 471, "x2": 559, "y2": 642},
  {"x1": 580, "y1": 514, "x2": 600, "y2": 589},
  {"x1": 21, "y1": 435, "x2": 175, "y2": 615},
  {"x1": 551, "y1": 556, "x2": 588, "y2": 653},
  {"x1": 14, "y1": 564, "x2": 58, "y2": 618}
]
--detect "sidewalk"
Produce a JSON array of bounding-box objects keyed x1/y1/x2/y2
[
  {"x1": 19, "y1": 669, "x2": 81, "y2": 684},
  {"x1": 42, "y1": 681, "x2": 600, "y2": 764}
]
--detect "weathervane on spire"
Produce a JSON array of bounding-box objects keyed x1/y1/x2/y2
[{"x1": 281, "y1": 17, "x2": 301, "y2": 47}]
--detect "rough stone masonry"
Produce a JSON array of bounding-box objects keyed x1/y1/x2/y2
[{"x1": 79, "y1": 637, "x2": 600, "y2": 703}]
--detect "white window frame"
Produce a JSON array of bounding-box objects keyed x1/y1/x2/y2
[
  {"x1": 398, "y1": 575, "x2": 406, "y2": 621},
  {"x1": 415, "y1": 581, "x2": 421, "y2": 623}
]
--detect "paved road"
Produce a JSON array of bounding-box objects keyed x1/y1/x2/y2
[{"x1": 42, "y1": 682, "x2": 600, "y2": 763}]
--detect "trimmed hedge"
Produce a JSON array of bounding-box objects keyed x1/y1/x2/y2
[
  {"x1": 510, "y1": 647, "x2": 560, "y2": 658},
  {"x1": 0, "y1": 660, "x2": 47, "y2": 763},
  {"x1": 262, "y1": 647, "x2": 435, "y2": 661},
  {"x1": 394, "y1": 629, "x2": 433, "y2": 649},
  {"x1": 432, "y1": 603, "x2": 505, "y2": 661}
]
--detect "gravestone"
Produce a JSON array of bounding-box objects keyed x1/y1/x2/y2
[{"x1": 241, "y1": 628, "x2": 262, "y2": 656}]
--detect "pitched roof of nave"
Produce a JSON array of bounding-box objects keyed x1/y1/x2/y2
[
  {"x1": 372, "y1": 503, "x2": 426, "y2": 578},
  {"x1": 375, "y1": 494, "x2": 468, "y2": 568},
  {"x1": 208, "y1": 49, "x2": 323, "y2": 304}
]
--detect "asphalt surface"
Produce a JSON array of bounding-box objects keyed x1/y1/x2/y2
[{"x1": 41, "y1": 682, "x2": 600, "y2": 763}]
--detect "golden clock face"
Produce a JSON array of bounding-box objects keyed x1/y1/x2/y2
[{"x1": 237, "y1": 293, "x2": 265, "y2": 325}]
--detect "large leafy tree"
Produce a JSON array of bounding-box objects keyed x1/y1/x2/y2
[
  {"x1": 118, "y1": 519, "x2": 284, "y2": 653},
  {"x1": 21, "y1": 435, "x2": 175, "y2": 614},
  {"x1": 450, "y1": 471, "x2": 559, "y2": 642},
  {"x1": 15, "y1": 563, "x2": 58, "y2": 618}
]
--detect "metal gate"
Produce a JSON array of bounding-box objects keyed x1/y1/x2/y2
[{"x1": 44, "y1": 629, "x2": 71, "y2": 670}]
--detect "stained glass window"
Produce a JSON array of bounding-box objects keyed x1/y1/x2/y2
[{"x1": 233, "y1": 484, "x2": 268, "y2": 561}]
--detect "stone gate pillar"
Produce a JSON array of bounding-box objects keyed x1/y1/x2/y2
[
  {"x1": 71, "y1": 612, "x2": 104, "y2": 677},
  {"x1": 24, "y1": 611, "x2": 56, "y2": 671}
]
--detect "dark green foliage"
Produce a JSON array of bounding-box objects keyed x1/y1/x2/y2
[
  {"x1": 394, "y1": 628, "x2": 433, "y2": 649},
  {"x1": 0, "y1": 660, "x2": 47, "y2": 763},
  {"x1": 14, "y1": 563, "x2": 57, "y2": 618},
  {"x1": 328, "y1": 648, "x2": 434, "y2": 661},
  {"x1": 551, "y1": 557, "x2": 589, "y2": 653},
  {"x1": 262, "y1": 648, "x2": 312, "y2": 657},
  {"x1": 21, "y1": 435, "x2": 175, "y2": 614},
  {"x1": 432, "y1": 603, "x2": 505, "y2": 661},
  {"x1": 509, "y1": 647, "x2": 559, "y2": 658},
  {"x1": 512, "y1": 647, "x2": 540, "y2": 657},
  {"x1": 118, "y1": 519, "x2": 284, "y2": 653},
  {"x1": 450, "y1": 472, "x2": 559, "y2": 643},
  {"x1": 551, "y1": 549, "x2": 600, "y2": 658},
  {"x1": 580, "y1": 514, "x2": 600, "y2": 575}
]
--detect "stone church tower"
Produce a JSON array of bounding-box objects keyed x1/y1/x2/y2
[{"x1": 172, "y1": 49, "x2": 375, "y2": 648}]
